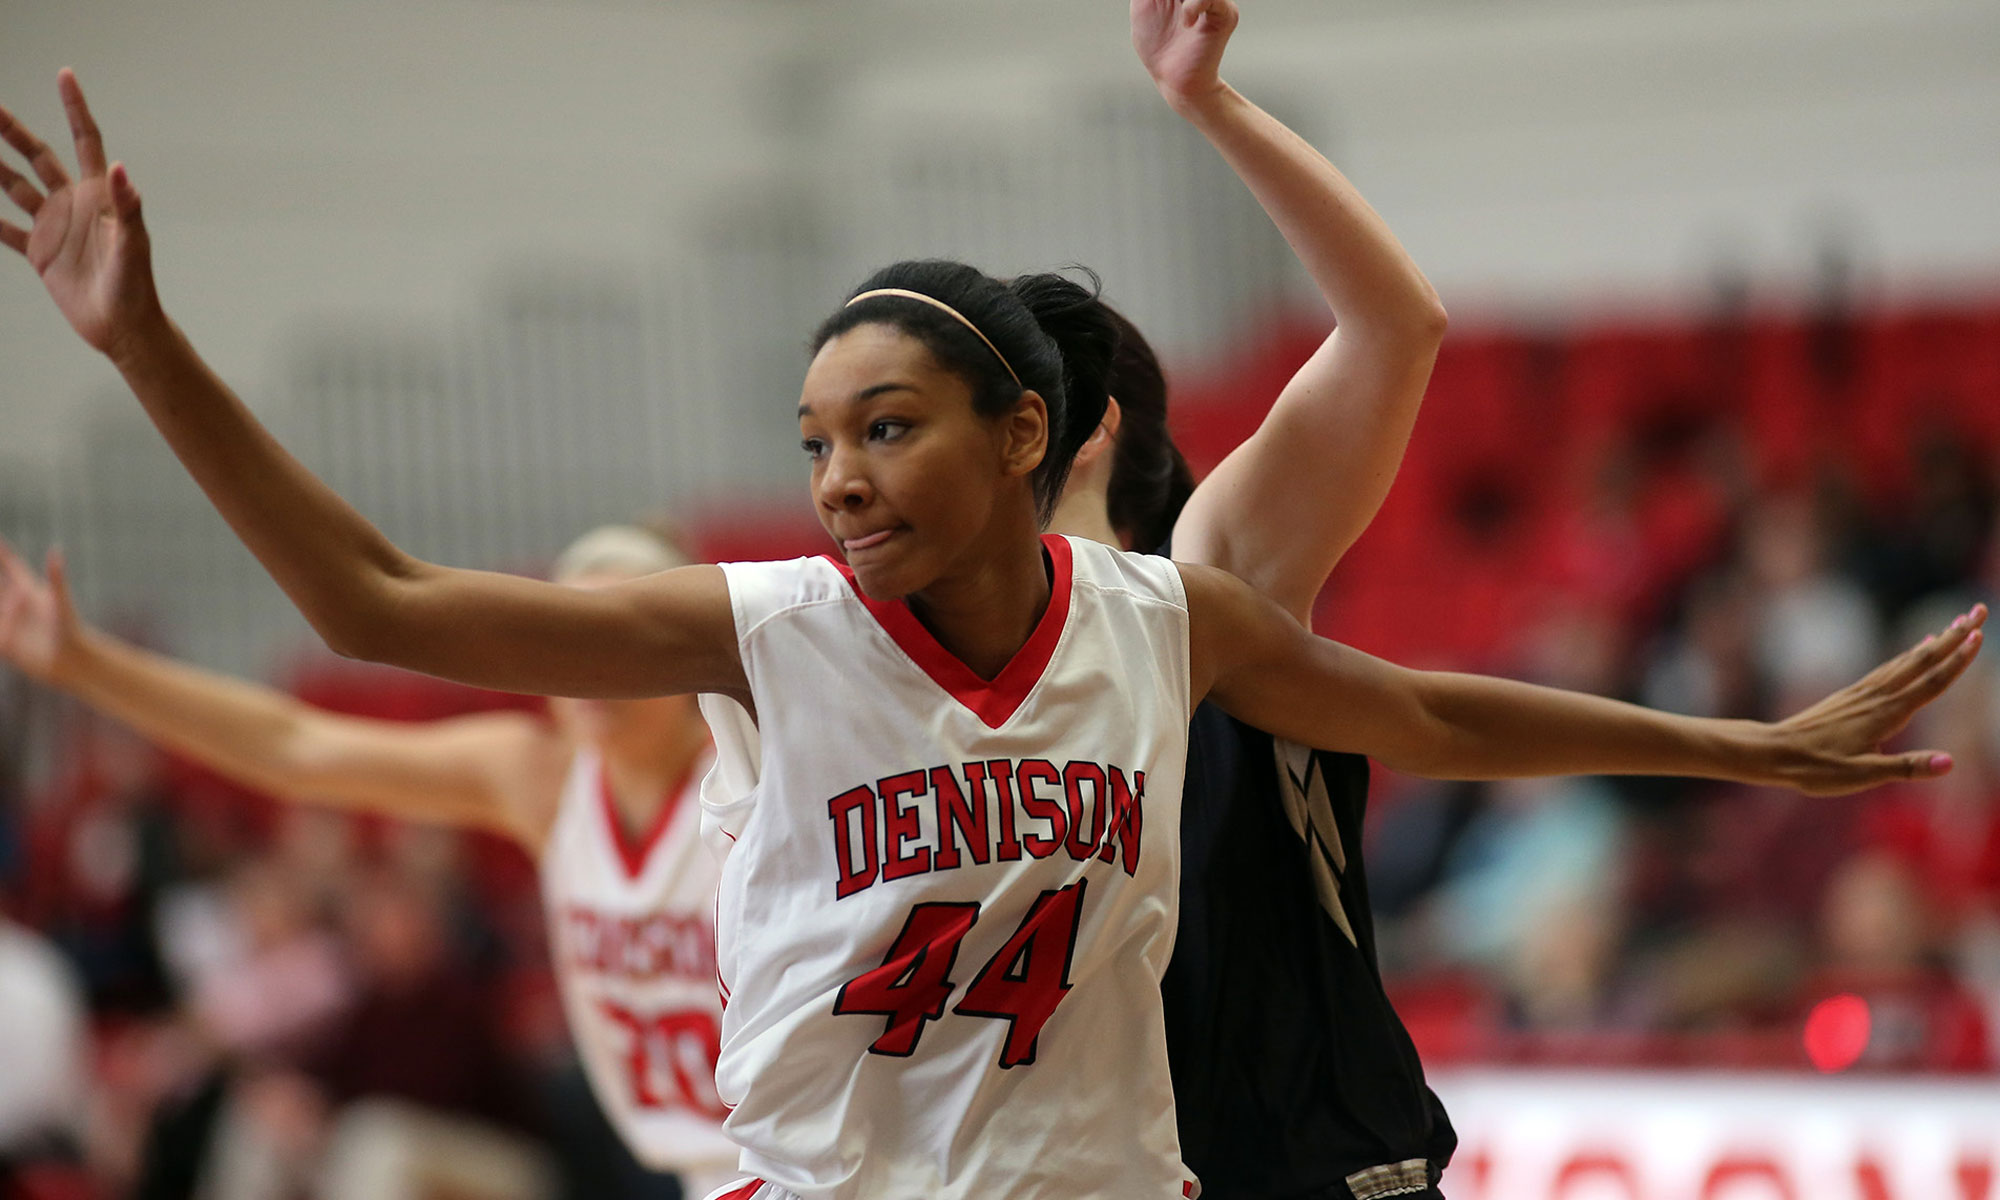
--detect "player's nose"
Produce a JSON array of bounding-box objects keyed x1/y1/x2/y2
[{"x1": 816, "y1": 444, "x2": 874, "y2": 511}]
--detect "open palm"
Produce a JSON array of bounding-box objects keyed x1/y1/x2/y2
[
  {"x1": 0, "y1": 538, "x2": 78, "y2": 686},
  {"x1": 1132, "y1": 0, "x2": 1239, "y2": 105},
  {"x1": 1767, "y1": 605, "x2": 1987, "y2": 795},
  {"x1": 0, "y1": 69, "x2": 157, "y2": 357}
]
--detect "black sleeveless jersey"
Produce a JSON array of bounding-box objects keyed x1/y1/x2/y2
[{"x1": 1164, "y1": 699, "x2": 1457, "y2": 1199}]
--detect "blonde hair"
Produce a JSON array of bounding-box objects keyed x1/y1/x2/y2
[{"x1": 549, "y1": 524, "x2": 691, "y2": 584}]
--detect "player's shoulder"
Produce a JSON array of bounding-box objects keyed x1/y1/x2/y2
[
  {"x1": 1061, "y1": 535, "x2": 1187, "y2": 611},
  {"x1": 715, "y1": 555, "x2": 853, "y2": 630}
]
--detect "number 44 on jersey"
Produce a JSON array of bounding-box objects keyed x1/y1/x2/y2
[{"x1": 833, "y1": 879, "x2": 1088, "y2": 1069}]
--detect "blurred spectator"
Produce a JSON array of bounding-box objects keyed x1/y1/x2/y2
[
  {"x1": 1742, "y1": 489, "x2": 1881, "y2": 714},
  {"x1": 1641, "y1": 568, "x2": 1764, "y2": 722},
  {"x1": 1424, "y1": 776, "x2": 1628, "y2": 1031},
  {"x1": 0, "y1": 913, "x2": 89, "y2": 1162},
  {"x1": 306, "y1": 864, "x2": 536, "y2": 1132},
  {"x1": 18, "y1": 719, "x2": 180, "y2": 1016},
  {"x1": 303, "y1": 864, "x2": 553, "y2": 1200},
  {"x1": 1795, "y1": 849, "x2": 1990, "y2": 1071},
  {"x1": 183, "y1": 858, "x2": 351, "y2": 1059}
]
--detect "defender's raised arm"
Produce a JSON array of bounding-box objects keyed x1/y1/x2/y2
[{"x1": 1134, "y1": 0, "x2": 1447, "y2": 622}]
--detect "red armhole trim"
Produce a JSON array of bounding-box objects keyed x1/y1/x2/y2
[
  {"x1": 828, "y1": 533, "x2": 1074, "y2": 730},
  {"x1": 714, "y1": 889, "x2": 732, "y2": 1008},
  {"x1": 712, "y1": 1181, "x2": 765, "y2": 1200}
]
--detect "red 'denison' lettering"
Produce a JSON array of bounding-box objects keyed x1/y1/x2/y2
[
  {"x1": 1701, "y1": 1158, "x2": 1793, "y2": 1200},
  {"x1": 879, "y1": 770, "x2": 931, "y2": 882},
  {"x1": 1015, "y1": 759, "x2": 1066, "y2": 859},
  {"x1": 1552, "y1": 1154, "x2": 1641, "y2": 1200},
  {"x1": 1964, "y1": 1161, "x2": 1997, "y2": 1200},
  {"x1": 829, "y1": 785, "x2": 878, "y2": 899},
  {"x1": 1857, "y1": 1157, "x2": 1997, "y2": 1200},
  {"x1": 1062, "y1": 761, "x2": 1107, "y2": 862},
  {"x1": 1097, "y1": 767, "x2": 1144, "y2": 876},
  {"x1": 983, "y1": 760, "x2": 1023, "y2": 862},
  {"x1": 931, "y1": 764, "x2": 989, "y2": 871}
]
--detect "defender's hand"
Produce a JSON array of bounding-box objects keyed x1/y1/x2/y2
[
  {"x1": 1132, "y1": 0, "x2": 1239, "y2": 110},
  {"x1": 0, "y1": 70, "x2": 162, "y2": 361},
  {"x1": 1760, "y1": 605, "x2": 1986, "y2": 795}
]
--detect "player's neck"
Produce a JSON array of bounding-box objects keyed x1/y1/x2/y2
[
  {"x1": 1047, "y1": 468, "x2": 1122, "y2": 550},
  {"x1": 908, "y1": 519, "x2": 1055, "y2": 682},
  {"x1": 598, "y1": 717, "x2": 708, "y2": 838}
]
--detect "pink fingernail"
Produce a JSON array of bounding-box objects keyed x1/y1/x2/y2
[{"x1": 1931, "y1": 754, "x2": 1954, "y2": 774}]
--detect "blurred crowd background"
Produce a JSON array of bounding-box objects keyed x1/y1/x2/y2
[
  {"x1": 3, "y1": 0, "x2": 1997, "y2": 1197},
  {"x1": 5, "y1": 282, "x2": 1996, "y2": 1200}
]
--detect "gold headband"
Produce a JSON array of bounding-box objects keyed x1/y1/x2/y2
[{"x1": 846, "y1": 288, "x2": 1023, "y2": 387}]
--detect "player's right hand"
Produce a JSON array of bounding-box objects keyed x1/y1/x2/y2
[
  {"x1": 0, "y1": 537, "x2": 84, "y2": 687},
  {"x1": 0, "y1": 70, "x2": 163, "y2": 362}
]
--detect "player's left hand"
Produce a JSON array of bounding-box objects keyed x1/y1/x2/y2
[
  {"x1": 1132, "y1": 0, "x2": 1239, "y2": 110},
  {"x1": 1758, "y1": 604, "x2": 1986, "y2": 795}
]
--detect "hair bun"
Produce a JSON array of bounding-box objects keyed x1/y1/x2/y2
[{"x1": 1011, "y1": 269, "x2": 1118, "y2": 477}]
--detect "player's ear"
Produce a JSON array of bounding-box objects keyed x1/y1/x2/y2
[
  {"x1": 999, "y1": 390, "x2": 1051, "y2": 479},
  {"x1": 1071, "y1": 396, "x2": 1123, "y2": 469}
]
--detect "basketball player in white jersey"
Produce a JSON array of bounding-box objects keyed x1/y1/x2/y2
[
  {"x1": 2, "y1": 65, "x2": 1984, "y2": 1200},
  {"x1": 0, "y1": 527, "x2": 743, "y2": 1199}
]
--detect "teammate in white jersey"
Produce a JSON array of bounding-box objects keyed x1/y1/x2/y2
[
  {"x1": 3, "y1": 68, "x2": 1985, "y2": 1200},
  {"x1": 0, "y1": 526, "x2": 742, "y2": 1198}
]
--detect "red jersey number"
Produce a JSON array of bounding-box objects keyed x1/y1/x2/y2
[
  {"x1": 831, "y1": 901, "x2": 980, "y2": 1056},
  {"x1": 833, "y1": 879, "x2": 1087, "y2": 1069},
  {"x1": 597, "y1": 1002, "x2": 728, "y2": 1119}
]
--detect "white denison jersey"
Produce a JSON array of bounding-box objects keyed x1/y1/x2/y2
[
  {"x1": 697, "y1": 535, "x2": 1198, "y2": 1200},
  {"x1": 540, "y1": 746, "x2": 740, "y2": 1188}
]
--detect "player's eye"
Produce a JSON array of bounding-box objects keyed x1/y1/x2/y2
[
  {"x1": 869, "y1": 420, "x2": 910, "y2": 442},
  {"x1": 800, "y1": 436, "x2": 828, "y2": 460}
]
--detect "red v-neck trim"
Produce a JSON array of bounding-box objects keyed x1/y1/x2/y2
[
  {"x1": 598, "y1": 749, "x2": 704, "y2": 881},
  {"x1": 830, "y1": 534, "x2": 1074, "y2": 731}
]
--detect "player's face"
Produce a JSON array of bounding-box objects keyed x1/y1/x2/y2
[{"x1": 799, "y1": 324, "x2": 1040, "y2": 598}]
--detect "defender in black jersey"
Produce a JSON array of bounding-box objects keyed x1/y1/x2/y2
[
  {"x1": 1059, "y1": 3, "x2": 1455, "y2": 1194},
  {"x1": 1169, "y1": 702, "x2": 1454, "y2": 1199}
]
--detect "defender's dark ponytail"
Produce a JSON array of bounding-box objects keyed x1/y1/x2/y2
[
  {"x1": 1099, "y1": 304, "x2": 1196, "y2": 551},
  {"x1": 1009, "y1": 269, "x2": 1117, "y2": 517}
]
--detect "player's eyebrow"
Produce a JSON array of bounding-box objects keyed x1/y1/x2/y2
[{"x1": 797, "y1": 382, "x2": 920, "y2": 419}]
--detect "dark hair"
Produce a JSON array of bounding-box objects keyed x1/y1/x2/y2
[
  {"x1": 811, "y1": 260, "x2": 1117, "y2": 522},
  {"x1": 1099, "y1": 304, "x2": 1196, "y2": 552}
]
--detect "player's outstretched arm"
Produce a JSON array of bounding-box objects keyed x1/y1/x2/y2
[
  {"x1": 0, "y1": 73, "x2": 744, "y2": 702},
  {"x1": 1136, "y1": 0, "x2": 1447, "y2": 623},
  {"x1": 1183, "y1": 561, "x2": 1984, "y2": 796},
  {"x1": 0, "y1": 539, "x2": 566, "y2": 851}
]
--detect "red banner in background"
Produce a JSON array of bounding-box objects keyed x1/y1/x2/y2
[{"x1": 1433, "y1": 1070, "x2": 2000, "y2": 1200}]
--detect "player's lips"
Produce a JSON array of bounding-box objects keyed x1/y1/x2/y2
[{"x1": 841, "y1": 527, "x2": 903, "y2": 552}]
